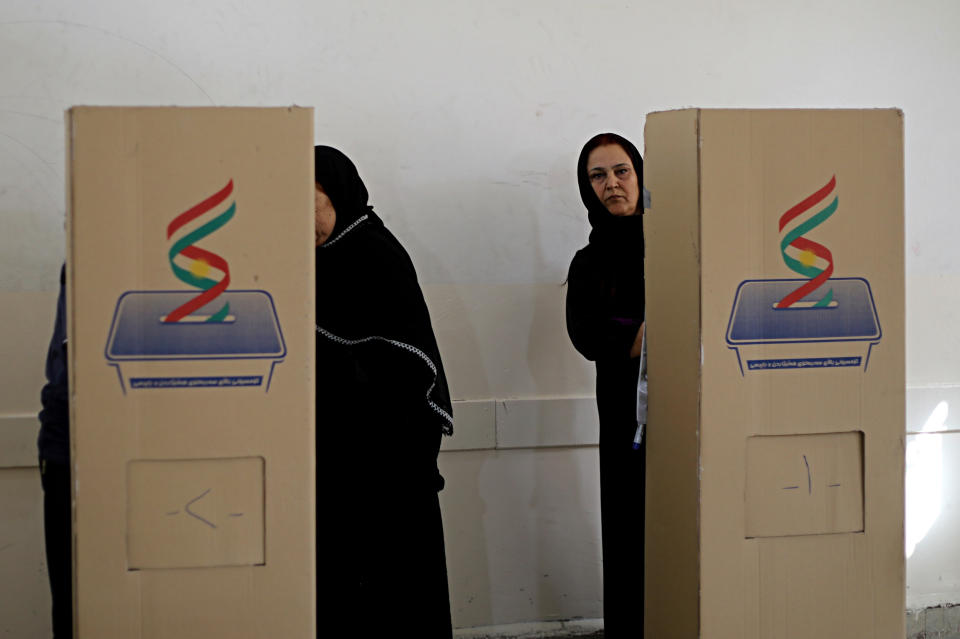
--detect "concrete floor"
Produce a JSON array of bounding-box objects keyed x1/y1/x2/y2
[
  {"x1": 458, "y1": 632, "x2": 602, "y2": 639},
  {"x1": 453, "y1": 619, "x2": 603, "y2": 639}
]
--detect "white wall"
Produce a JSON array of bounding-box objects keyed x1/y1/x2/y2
[{"x1": 2, "y1": 0, "x2": 958, "y2": 633}]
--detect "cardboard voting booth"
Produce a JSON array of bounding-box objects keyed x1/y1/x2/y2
[
  {"x1": 644, "y1": 109, "x2": 904, "y2": 638},
  {"x1": 66, "y1": 107, "x2": 315, "y2": 638}
]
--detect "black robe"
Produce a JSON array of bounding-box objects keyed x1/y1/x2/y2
[
  {"x1": 565, "y1": 133, "x2": 645, "y2": 638},
  {"x1": 314, "y1": 146, "x2": 453, "y2": 638}
]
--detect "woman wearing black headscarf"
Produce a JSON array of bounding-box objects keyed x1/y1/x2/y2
[
  {"x1": 313, "y1": 146, "x2": 453, "y2": 637},
  {"x1": 565, "y1": 133, "x2": 646, "y2": 638}
]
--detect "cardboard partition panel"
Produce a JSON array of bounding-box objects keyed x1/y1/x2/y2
[
  {"x1": 66, "y1": 107, "x2": 315, "y2": 638},
  {"x1": 644, "y1": 109, "x2": 904, "y2": 639}
]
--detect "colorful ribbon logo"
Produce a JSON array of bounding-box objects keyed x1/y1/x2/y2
[
  {"x1": 776, "y1": 175, "x2": 838, "y2": 309},
  {"x1": 164, "y1": 180, "x2": 235, "y2": 323}
]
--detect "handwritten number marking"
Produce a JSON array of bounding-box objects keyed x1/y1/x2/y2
[{"x1": 184, "y1": 488, "x2": 217, "y2": 529}]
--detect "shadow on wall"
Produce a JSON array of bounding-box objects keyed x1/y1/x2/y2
[
  {"x1": 524, "y1": 146, "x2": 590, "y2": 399},
  {"x1": 369, "y1": 176, "x2": 492, "y2": 401},
  {"x1": 529, "y1": 446, "x2": 602, "y2": 623},
  {"x1": 441, "y1": 447, "x2": 603, "y2": 628},
  {"x1": 526, "y1": 151, "x2": 603, "y2": 621},
  {"x1": 377, "y1": 139, "x2": 603, "y2": 626},
  {"x1": 0, "y1": 466, "x2": 50, "y2": 636},
  {"x1": 0, "y1": 20, "x2": 215, "y2": 293},
  {"x1": 439, "y1": 450, "x2": 493, "y2": 628},
  {"x1": 382, "y1": 173, "x2": 495, "y2": 626}
]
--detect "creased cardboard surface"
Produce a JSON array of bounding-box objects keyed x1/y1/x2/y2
[
  {"x1": 127, "y1": 457, "x2": 265, "y2": 569},
  {"x1": 745, "y1": 432, "x2": 864, "y2": 538},
  {"x1": 67, "y1": 107, "x2": 315, "y2": 638},
  {"x1": 643, "y1": 108, "x2": 702, "y2": 639},
  {"x1": 645, "y1": 109, "x2": 904, "y2": 639}
]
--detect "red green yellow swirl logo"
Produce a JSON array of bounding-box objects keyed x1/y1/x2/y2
[
  {"x1": 776, "y1": 175, "x2": 838, "y2": 308},
  {"x1": 164, "y1": 180, "x2": 235, "y2": 323}
]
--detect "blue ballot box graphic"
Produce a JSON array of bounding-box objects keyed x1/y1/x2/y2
[
  {"x1": 105, "y1": 290, "x2": 286, "y2": 393},
  {"x1": 725, "y1": 278, "x2": 881, "y2": 375},
  {"x1": 726, "y1": 175, "x2": 882, "y2": 375},
  {"x1": 104, "y1": 178, "x2": 287, "y2": 393},
  {"x1": 105, "y1": 290, "x2": 287, "y2": 393}
]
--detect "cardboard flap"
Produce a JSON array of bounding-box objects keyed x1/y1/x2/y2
[
  {"x1": 127, "y1": 457, "x2": 265, "y2": 569},
  {"x1": 745, "y1": 432, "x2": 864, "y2": 538}
]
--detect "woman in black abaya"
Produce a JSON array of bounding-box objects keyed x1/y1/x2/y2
[
  {"x1": 565, "y1": 133, "x2": 646, "y2": 638},
  {"x1": 313, "y1": 146, "x2": 453, "y2": 638}
]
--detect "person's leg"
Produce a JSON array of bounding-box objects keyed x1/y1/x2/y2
[
  {"x1": 598, "y1": 427, "x2": 645, "y2": 638},
  {"x1": 317, "y1": 455, "x2": 367, "y2": 637},
  {"x1": 410, "y1": 492, "x2": 453, "y2": 638},
  {"x1": 362, "y1": 489, "x2": 452, "y2": 638},
  {"x1": 40, "y1": 459, "x2": 73, "y2": 639}
]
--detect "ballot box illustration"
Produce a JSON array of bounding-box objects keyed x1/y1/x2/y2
[
  {"x1": 105, "y1": 290, "x2": 286, "y2": 392},
  {"x1": 103, "y1": 177, "x2": 286, "y2": 393},
  {"x1": 724, "y1": 173, "x2": 883, "y2": 374},
  {"x1": 726, "y1": 277, "x2": 881, "y2": 373}
]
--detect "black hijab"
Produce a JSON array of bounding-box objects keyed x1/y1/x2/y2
[
  {"x1": 314, "y1": 145, "x2": 374, "y2": 242},
  {"x1": 572, "y1": 133, "x2": 645, "y2": 325},
  {"x1": 577, "y1": 132, "x2": 645, "y2": 258},
  {"x1": 314, "y1": 146, "x2": 453, "y2": 437}
]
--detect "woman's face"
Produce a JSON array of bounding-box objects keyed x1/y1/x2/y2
[
  {"x1": 315, "y1": 183, "x2": 336, "y2": 246},
  {"x1": 587, "y1": 144, "x2": 640, "y2": 216}
]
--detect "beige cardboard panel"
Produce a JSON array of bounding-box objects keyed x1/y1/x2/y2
[
  {"x1": 748, "y1": 535, "x2": 875, "y2": 639},
  {"x1": 127, "y1": 458, "x2": 265, "y2": 569},
  {"x1": 140, "y1": 567, "x2": 315, "y2": 638},
  {"x1": 858, "y1": 109, "x2": 906, "y2": 634},
  {"x1": 745, "y1": 432, "x2": 863, "y2": 538},
  {"x1": 646, "y1": 109, "x2": 904, "y2": 638},
  {"x1": 642, "y1": 108, "x2": 701, "y2": 639},
  {"x1": 139, "y1": 569, "x2": 259, "y2": 639},
  {"x1": 865, "y1": 428, "x2": 907, "y2": 633},
  {"x1": 697, "y1": 110, "x2": 904, "y2": 637},
  {"x1": 68, "y1": 107, "x2": 315, "y2": 638}
]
